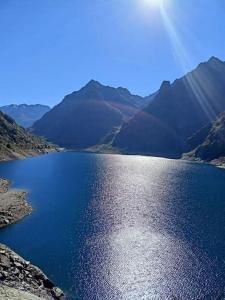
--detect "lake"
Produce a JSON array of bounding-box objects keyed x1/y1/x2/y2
[{"x1": 0, "y1": 152, "x2": 225, "y2": 299}]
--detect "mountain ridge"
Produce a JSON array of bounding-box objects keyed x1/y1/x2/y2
[
  {"x1": 32, "y1": 80, "x2": 151, "y2": 149},
  {"x1": 113, "y1": 56, "x2": 225, "y2": 157},
  {"x1": 0, "y1": 104, "x2": 50, "y2": 128}
]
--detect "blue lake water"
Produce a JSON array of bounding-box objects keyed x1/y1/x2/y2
[{"x1": 0, "y1": 152, "x2": 225, "y2": 299}]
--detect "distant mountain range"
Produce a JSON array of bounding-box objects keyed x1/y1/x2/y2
[
  {"x1": 28, "y1": 56, "x2": 225, "y2": 163},
  {"x1": 0, "y1": 111, "x2": 55, "y2": 161},
  {"x1": 0, "y1": 104, "x2": 50, "y2": 128},
  {"x1": 32, "y1": 80, "x2": 151, "y2": 149}
]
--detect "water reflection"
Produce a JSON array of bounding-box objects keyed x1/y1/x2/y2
[
  {"x1": 76, "y1": 155, "x2": 225, "y2": 299},
  {"x1": 0, "y1": 153, "x2": 225, "y2": 299}
]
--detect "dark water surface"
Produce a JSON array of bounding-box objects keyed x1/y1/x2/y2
[{"x1": 0, "y1": 152, "x2": 225, "y2": 299}]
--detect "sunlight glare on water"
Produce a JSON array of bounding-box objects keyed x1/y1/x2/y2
[{"x1": 0, "y1": 153, "x2": 225, "y2": 299}]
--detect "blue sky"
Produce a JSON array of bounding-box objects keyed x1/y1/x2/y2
[{"x1": 0, "y1": 0, "x2": 225, "y2": 106}]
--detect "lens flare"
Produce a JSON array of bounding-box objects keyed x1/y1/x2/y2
[{"x1": 142, "y1": 0, "x2": 167, "y2": 8}]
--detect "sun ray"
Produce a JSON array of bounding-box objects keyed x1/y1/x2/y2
[{"x1": 159, "y1": 4, "x2": 218, "y2": 122}]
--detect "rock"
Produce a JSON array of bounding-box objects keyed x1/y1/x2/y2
[
  {"x1": 0, "y1": 285, "x2": 46, "y2": 300},
  {"x1": 12, "y1": 268, "x2": 20, "y2": 275},
  {"x1": 14, "y1": 261, "x2": 23, "y2": 269},
  {"x1": 43, "y1": 278, "x2": 54, "y2": 289},
  {"x1": 0, "y1": 179, "x2": 10, "y2": 193},
  {"x1": 51, "y1": 287, "x2": 64, "y2": 299},
  {"x1": 0, "y1": 272, "x2": 6, "y2": 280},
  {"x1": 2, "y1": 271, "x2": 8, "y2": 278},
  {"x1": 0, "y1": 244, "x2": 64, "y2": 299},
  {"x1": 3, "y1": 218, "x2": 9, "y2": 225},
  {"x1": 0, "y1": 255, "x2": 11, "y2": 268}
]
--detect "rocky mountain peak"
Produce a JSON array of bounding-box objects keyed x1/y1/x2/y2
[
  {"x1": 159, "y1": 81, "x2": 171, "y2": 95},
  {"x1": 207, "y1": 56, "x2": 223, "y2": 65},
  {"x1": 84, "y1": 80, "x2": 102, "y2": 90}
]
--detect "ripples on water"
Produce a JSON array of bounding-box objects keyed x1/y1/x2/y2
[{"x1": 0, "y1": 152, "x2": 225, "y2": 299}]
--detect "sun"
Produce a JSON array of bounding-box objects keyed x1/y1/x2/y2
[{"x1": 142, "y1": 0, "x2": 167, "y2": 8}]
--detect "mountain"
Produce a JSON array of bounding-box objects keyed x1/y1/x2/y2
[
  {"x1": 186, "y1": 123, "x2": 212, "y2": 152},
  {"x1": 32, "y1": 80, "x2": 149, "y2": 149},
  {"x1": 0, "y1": 111, "x2": 55, "y2": 161},
  {"x1": 187, "y1": 111, "x2": 225, "y2": 161},
  {"x1": 0, "y1": 104, "x2": 50, "y2": 128},
  {"x1": 114, "y1": 57, "x2": 225, "y2": 158}
]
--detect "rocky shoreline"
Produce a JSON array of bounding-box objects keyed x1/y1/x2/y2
[
  {"x1": 0, "y1": 178, "x2": 32, "y2": 228},
  {"x1": 210, "y1": 157, "x2": 225, "y2": 169},
  {"x1": 0, "y1": 244, "x2": 64, "y2": 299},
  {"x1": 0, "y1": 148, "x2": 63, "y2": 163},
  {"x1": 182, "y1": 152, "x2": 225, "y2": 170},
  {"x1": 0, "y1": 178, "x2": 64, "y2": 299}
]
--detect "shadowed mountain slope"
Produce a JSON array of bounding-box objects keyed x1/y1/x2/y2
[
  {"x1": 32, "y1": 80, "x2": 149, "y2": 149},
  {"x1": 114, "y1": 57, "x2": 225, "y2": 157}
]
